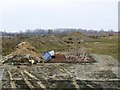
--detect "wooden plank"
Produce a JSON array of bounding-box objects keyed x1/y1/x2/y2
[
  {"x1": 20, "y1": 70, "x2": 34, "y2": 88},
  {"x1": 24, "y1": 70, "x2": 46, "y2": 89},
  {"x1": 55, "y1": 64, "x2": 71, "y2": 74},
  {"x1": 86, "y1": 84, "x2": 94, "y2": 88},
  {"x1": 37, "y1": 81, "x2": 46, "y2": 89},
  {"x1": 76, "y1": 78, "x2": 120, "y2": 81},
  {"x1": 24, "y1": 70, "x2": 38, "y2": 80},
  {"x1": 8, "y1": 71, "x2": 16, "y2": 88},
  {"x1": 72, "y1": 79, "x2": 80, "y2": 90},
  {"x1": 0, "y1": 69, "x2": 4, "y2": 90},
  {"x1": 55, "y1": 64, "x2": 80, "y2": 90},
  {"x1": 59, "y1": 68, "x2": 66, "y2": 73}
]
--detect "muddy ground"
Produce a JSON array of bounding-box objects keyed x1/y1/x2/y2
[{"x1": 0, "y1": 54, "x2": 119, "y2": 89}]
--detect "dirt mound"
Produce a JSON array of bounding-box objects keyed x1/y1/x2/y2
[
  {"x1": 12, "y1": 42, "x2": 39, "y2": 57},
  {"x1": 2, "y1": 42, "x2": 40, "y2": 64},
  {"x1": 15, "y1": 42, "x2": 36, "y2": 51},
  {"x1": 13, "y1": 48, "x2": 39, "y2": 57}
]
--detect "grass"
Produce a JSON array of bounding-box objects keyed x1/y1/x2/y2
[{"x1": 85, "y1": 36, "x2": 118, "y2": 60}]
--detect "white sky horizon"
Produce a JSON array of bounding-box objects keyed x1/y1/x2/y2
[{"x1": 0, "y1": 0, "x2": 119, "y2": 32}]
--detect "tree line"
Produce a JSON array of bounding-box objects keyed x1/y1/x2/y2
[{"x1": 1, "y1": 28, "x2": 117, "y2": 37}]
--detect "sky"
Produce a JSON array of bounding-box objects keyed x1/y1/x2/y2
[{"x1": 0, "y1": 0, "x2": 119, "y2": 32}]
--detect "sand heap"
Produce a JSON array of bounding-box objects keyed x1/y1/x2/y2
[{"x1": 12, "y1": 42, "x2": 39, "y2": 57}]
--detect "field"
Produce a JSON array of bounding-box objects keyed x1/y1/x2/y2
[{"x1": 85, "y1": 36, "x2": 118, "y2": 60}]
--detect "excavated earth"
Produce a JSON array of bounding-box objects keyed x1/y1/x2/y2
[{"x1": 0, "y1": 54, "x2": 119, "y2": 89}]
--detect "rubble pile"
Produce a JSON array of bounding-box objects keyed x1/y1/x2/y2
[{"x1": 65, "y1": 46, "x2": 95, "y2": 63}]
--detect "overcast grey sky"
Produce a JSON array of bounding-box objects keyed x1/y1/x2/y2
[{"x1": 0, "y1": 0, "x2": 119, "y2": 32}]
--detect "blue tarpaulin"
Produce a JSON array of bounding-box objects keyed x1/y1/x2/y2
[{"x1": 43, "y1": 52, "x2": 52, "y2": 61}]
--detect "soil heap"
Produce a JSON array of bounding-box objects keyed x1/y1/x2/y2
[
  {"x1": 2, "y1": 42, "x2": 39, "y2": 63},
  {"x1": 13, "y1": 42, "x2": 39, "y2": 57}
]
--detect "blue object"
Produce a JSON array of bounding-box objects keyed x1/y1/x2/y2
[{"x1": 43, "y1": 52, "x2": 52, "y2": 61}]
